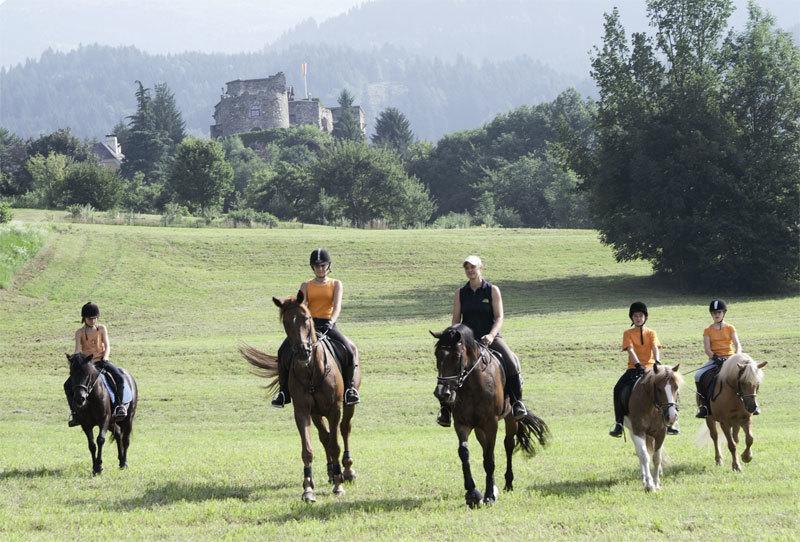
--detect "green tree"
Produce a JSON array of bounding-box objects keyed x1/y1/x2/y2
[
  {"x1": 576, "y1": 0, "x2": 799, "y2": 291},
  {"x1": 331, "y1": 89, "x2": 365, "y2": 142},
  {"x1": 25, "y1": 152, "x2": 70, "y2": 208},
  {"x1": 26, "y1": 128, "x2": 93, "y2": 163},
  {"x1": 167, "y1": 137, "x2": 233, "y2": 212},
  {"x1": 0, "y1": 128, "x2": 31, "y2": 196},
  {"x1": 152, "y1": 82, "x2": 186, "y2": 151},
  {"x1": 371, "y1": 107, "x2": 415, "y2": 158},
  {"x1": 245, "y1": 162, "x2": 317, "y2": 221},
  {"x1": 62, "y1": 162, "x2": 123, "y2": 210},
  {"x1": 312, "y1": 140, "x2": 433, "y2": 227}
]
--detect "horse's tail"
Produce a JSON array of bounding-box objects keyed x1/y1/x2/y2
[
  {"x1": 239, "y1": 343, "x2": 281, "y2": 394},
  {"x1": 515, "y1": 411, "x2": 550, "y2": 456}
]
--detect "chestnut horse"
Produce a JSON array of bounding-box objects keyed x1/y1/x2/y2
[
  {"x1": 705, "y1": 353, "x2": 767, "y2": 471},
  {"x1": 432, "y1": 324, "x2": 549, "y2": 508},
  {"x1": 66, "y1": 352, "x2": 138, "y2": 475},
  {"x1": 625, "y1": 363, "x2": 682, "y2": 491},
  {"x1": 240, "y1": 292, "x2": 360, "y2": 502}
]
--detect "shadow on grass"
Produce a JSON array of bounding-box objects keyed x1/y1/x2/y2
[
  {"x1": 271, "y1": 496, "x2": 425, "y2": 523},
  {"x1": 526, "y1": 463, "x2": 708, "y2": 497},
  {"x1": 0, "y1": 467, "x2": 65, "y2": 480},
  {"x1": 350, "y1": 273, "x2": 796, "y2": 322},
  {"x1": 108, "y1": 480, "x2": 293, "y2": 510}
]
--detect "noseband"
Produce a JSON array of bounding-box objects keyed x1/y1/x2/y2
[
  {"x1": 733, "y1": 366, "x2": 759, "y2": 406},
  {"x1": 652, "y1": 375, "x2": 679, "y2": 418},
  {"x1": 73, "y1": 364, "x2": 105, "y2": 399},
  {"x1": 437, "y1": 344, "x2": 485, "y2": 391}
]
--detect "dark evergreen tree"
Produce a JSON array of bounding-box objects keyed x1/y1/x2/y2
[
  {"x1": 371, "y1": 107, "x2": 415, "y2": 158},
  {"x1": 152, "y1": 82, "x2": 186, "y2": 151},
  {"x1": 332, "y1": 89, "x2": 365, "y2": 142},
  {"x1": 0, "y1": 128, "x2": 31, "y2": 196}
]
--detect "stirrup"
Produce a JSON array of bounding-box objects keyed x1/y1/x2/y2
[
  {"x1": 511, "y1": 400, "x2": 527, "y2": 420},
  {"x1": 609, "y1": 422, "x2": 624, "y2": 438},
  {"x1": 271, "y1": 391, "x2": 289, "y2": 408},
  {"x1": 344, "y1": 388, "x2": 360, "y2": 406},
  {"x1": 695, "y1": 405, "x2": 708, "y2": 419},
  {"x1": 437, "y1": 407, "x2": 451, "y2": 427},
  {"x1": 113, "y1": 404, "x2": 127, "y2": 420}
]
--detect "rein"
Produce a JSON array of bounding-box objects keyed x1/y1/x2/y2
[
  {"x1": 74, "y1": 366, "x2": 106, "y2": 399},
  {"x1": 437, "y1": 344, "x2": 488, "y2": 391},
  {"x1": 289, "y1": 329, "x2": 332, "y2": 396}
]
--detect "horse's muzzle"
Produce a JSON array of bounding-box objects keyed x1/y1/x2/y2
[
  {"x1": 743, "y1": 397, "x2": 760, "y2": 414},
  {"x1": 663, "y1": 405, "x2": 678, "y2": 426},
  {"x1": 434, "y1": 384, "x2": 455, "y2": 405},
  {"x1": 74, "y1": 391, "x2": 88, "y2": 408}
]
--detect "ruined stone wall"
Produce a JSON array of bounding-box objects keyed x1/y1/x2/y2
[
  {"x1": 288, "y1": 99, "x2": 321, "y2": 128},
  {"x1": 211, "y1": 73, "x2": 290, "y2": 138}
]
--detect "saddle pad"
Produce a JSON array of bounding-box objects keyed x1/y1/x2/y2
[
  {"x1": 321, "y1": 336, "x2": 348, "y2": 371},
  {"x1": 99, "y1": 372, "x2": 133, "y2": 405}
]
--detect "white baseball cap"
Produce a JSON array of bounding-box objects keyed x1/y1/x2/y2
[{"x1": 463, "y1": 255, "x2": 482, "y2": 267}]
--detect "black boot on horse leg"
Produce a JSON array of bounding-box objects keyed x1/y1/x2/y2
[
  {"x1": 271, "y1": 344, "x2": 292, "y2": 408},
  {"x1": 458, "y1": 441, "x2": 483, "y2": 508}
]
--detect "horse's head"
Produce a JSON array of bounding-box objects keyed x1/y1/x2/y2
[
  {"x1": 430, "y1": 324, "x2": 480, "y2": 405},
  {"x1": 66, "y1": 352, "x2": 99, "y2": 409},
  {"x1": 722, "y1": 354, "x2": 767, "y2": 414},
  {"x1": 650, "y1": 363, "x2": 683, "y2": 426},
  {"x1": 273, "y1": 291, "x2": 316, "y2": 367}
]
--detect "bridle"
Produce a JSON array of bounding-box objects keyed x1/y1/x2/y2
[
  {"x1": 285, "y1": 311, "x2": 332, "y2": 395},
  {"x1": 730, "y1": 365, "x2": 759, "y2": 409},
  {"x1": 652, "y1": 372, "x2": 679, "y2": 420},
  {"x1": 436, "y1": 343, "x2": 485, "y2": 392},
  {"x1": 71, "y1": 360, "x2": 105, "y2": 402}
]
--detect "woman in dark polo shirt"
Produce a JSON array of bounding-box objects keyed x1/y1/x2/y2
[{"x1": 436, "y1": 255, "x2": 528, "y2": 427}]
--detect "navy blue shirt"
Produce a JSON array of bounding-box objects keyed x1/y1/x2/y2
[{"x1": 459, "y1": 280, "x2": 494, "y2": 337}]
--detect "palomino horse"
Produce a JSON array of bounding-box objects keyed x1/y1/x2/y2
[
  {"x1": 706, "y1": 353, "x2": 767, "y2": 471},
  {"x1": 432, "y1": 324, "x2": 549, "y2": 508},
  {"x1": 240, "y1": 292, "x2": 360, "y2": 502},
  {"x1": 625, "y1": 363, "x2": 682, "y2": 491},
  {"x1": 66, "y1": 353, "x2": 138, "y2": 475}
]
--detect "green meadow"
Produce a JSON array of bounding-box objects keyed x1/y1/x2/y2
[{"x1": 1, "y1": 217, "x2": 798, "y2": 540}]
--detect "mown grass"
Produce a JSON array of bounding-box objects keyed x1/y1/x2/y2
[
  {"x1": 0, "y1": 221, "x2": 798, "y2": 540},
  {"x1": 0, "y1": 223, "x2": 47, "y2": 288}
]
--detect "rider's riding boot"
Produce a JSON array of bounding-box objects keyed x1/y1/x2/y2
[
  {"x1": 64, "y1": 379, "x2": 79, "y2": 427},
  {"x1": 696, "y1": 404, "x2": 708, "y2": 418},
  {"x1": 68, "y1": 412, "x2": 80, "y2": 427},
  {"x1": 271, "y1": 359, "x2": 291, "y2": 408},
  {"x1": 609, "y1": 422, "x2": 624, "y2": 438},
  {"x1": 437, "y1": 405, "x2": 451, "y2": 427},
  {"x1": 695, "y1": 382, "x2": 708, "y2": 418},
  {"x1": 666, "y1": 425, "x2": 680, "y2": 435},
  {"x1": 343, "y1": 364, "x2": 360, "y2": 406},
  {"x1": 113, "y1": 403, "x2": 128, "y2": 420},
  {"x1": 507, "y1": 373, "x2": 528, "y2": 420}
]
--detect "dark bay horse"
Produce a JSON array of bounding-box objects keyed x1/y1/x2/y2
[
  {"x1": 431, "y1": 324, "x2": 549, "y2": 508},
  {"x1": 625, "y1": 363, "x2": 682, "y2": 491},
  {"x1": 66, "y1": 352, "x2": 138, "y2": 475},
  {"x1": 706, "y1": 353, "x2": 767, "y2": 471},
  {"x1": 240, "y1": 292, "x2": 360, "y2": 502}
]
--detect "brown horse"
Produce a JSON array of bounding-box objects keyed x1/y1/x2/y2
[
  {"x1": 706, "y1": 353, "x2": 767, "y2": 471},
  {"x1": 240, "y1": 292, "x2": 360, "y2": 502},
  {"x1": 625, "y1": 363, "x2": 682, "y2": 491},
  {"x1": 66, "y1": 352, "x2": 138, "y2": 475},
  {"x1": 431, "y1": 324, "x2": 549, "y2": 508}
]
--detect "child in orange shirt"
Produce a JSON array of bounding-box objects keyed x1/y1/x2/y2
[
  {"x1": 694, "y1": 299, "x2": 741, "y2": 418},
  {"x1": 609, "y1": 302, "x2": 669, "y2": 437}
]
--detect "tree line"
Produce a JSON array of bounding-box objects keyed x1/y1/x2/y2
[{"x1": 1, "y1": 0, "x2": 797, "y2": 292}]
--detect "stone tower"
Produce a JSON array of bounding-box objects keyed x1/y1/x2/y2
[{"x1": 210, "y1": 72, "x2": 290, "y2": 138}]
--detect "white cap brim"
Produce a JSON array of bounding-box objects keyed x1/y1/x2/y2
[{"x1": 463, "y1": 255, "x2": 482, "y2": 267}]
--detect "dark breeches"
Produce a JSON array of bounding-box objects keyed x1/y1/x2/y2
[
  {"x1": 490, "y1": 336, "x2": 521, "y2": 376},
  {"x1": 95, "y1": 359, "x2": 126, "y2": 406},
  {"x1": 314, "y1": 319, "x2": 356, "y2": 370},
  {"x1": 612, "y1": 368, "x2": 641, "y2": 423}
]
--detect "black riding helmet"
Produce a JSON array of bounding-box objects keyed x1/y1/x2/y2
[
  {"x1": 309, "y1": 248, "x2": 331, "y2": 267},
  {"x1": 709, "y1": 299, "x2": 727, "y2": 312},
  {"x1": 81, "y1": 302, "x2": 100, "y2": 321},
  {"x1": 628, "y1": 301, "x2": 648, "y2": 322}
]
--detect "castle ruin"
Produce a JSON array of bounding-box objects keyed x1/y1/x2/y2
[{"x1": 210, "y1": 72, "x2": 365, "y2": 138}]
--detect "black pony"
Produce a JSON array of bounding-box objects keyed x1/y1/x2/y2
[{"x1": 66, "y1": 352, "x2": 138, "y2": 475}]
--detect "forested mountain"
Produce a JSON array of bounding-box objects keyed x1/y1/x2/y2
[
  {"x1": 274, "y1": 0, "x2": 799, "y2": 76},
  {"x1": 0, "y1": 44, "x2": 591, "y2": 141}
]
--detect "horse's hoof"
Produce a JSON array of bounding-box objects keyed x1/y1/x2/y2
[
  {"x1": 92, "y1": 469, "x2": 103, "y2": 476},
  {"x1": 742, "y1": 452, "x2": 752, "y2": 463},
  {"x1": 732, "y1": 465, "x2": 741, "y2": 472},
  {"x1": 465, "y1": 489, "x2": 483, "y2": 508},
  {"x1": 644, "y1": 484, "x2": 655, "y2": 492},
  {"x1": 715, "y1": 459, "x2": 722, "y2": 466},
  {"x1": 333, "y1": 485, "x2": 346, "y2": 496},
  {"x1": 343, "y1": 468, "x2": 356, "y2": 482},
  {"x1": 483, "y1": 496, "x2": 497, "y2": 506},
  {"x1": 119, "y1": 464, "x2": 128, "y2": 470},
  {"x1": 301, "y1": 490, "x2": 316, "y2": 503},
  {"x1": 504, "y1": 483, "x2": 514, "y2": 492}
]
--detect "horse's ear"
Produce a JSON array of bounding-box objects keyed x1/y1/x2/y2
[
  {"x1": 430, "y1": 330, "x2": 442, "y2": 338},
  {"x1": 653, "y1": 363, "x2": 660, "y2": 373},
  {"x1": 65, "y1": 353, "x2": 71, "y2": 362},
  {"x1": 272, "y1": 296, "x2": 284, "y2": 308},
  {"x1": 671, "y1": 363, "x2": 680, "y2": 372},
  {"x1": 757, "y1": 361, "x2": 768, "y2": 369},
  {"x1": 296, "y1": 289, "x2": 305, "y2": 304}
]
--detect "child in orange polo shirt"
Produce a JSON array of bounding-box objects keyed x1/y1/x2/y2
[
  {"x1": 609, "y1": 302, "x2": 666, "y2": 437},
  {"x1": 694, "y1": 299, "x2": 741, "y2": 418}
]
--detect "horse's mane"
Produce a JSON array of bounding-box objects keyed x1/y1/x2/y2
[
  {"x1": 720, "y1": 353, "x2": 763, "y2": 386},
  {"x1": 436, "y1": 324, "x2": 480, "y2": 360},
  {"x1": 278, "y1": 296, "x2": 311, "y2": 321},
  {"x1": 641, "y1": 364, "x2": 684, "y2": 389}
]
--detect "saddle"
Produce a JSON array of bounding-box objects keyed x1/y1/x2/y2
[
  {"x1": 699, "y1": 361, "x2": 724, "y2": 409},
  {"x1": 319, "y1": 336, "x2": 350, "y2": 373},
  {"x1": 620, "y1": 372, "x2": 645, "y2": 417},
  {"x1": 99, "y1": 372, "x2": 134, "y2": 406}
]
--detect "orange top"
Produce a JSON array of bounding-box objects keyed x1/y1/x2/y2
[
  {"x1": 79, "y1": 327, "x2": 105, "y2": 361},
  {"x1": 306, "y1": 279, "x2": 335, "y2": 319},
  {"x1": 621, "y1": 326, "x2": 661, "y2": 369},
  {"x1": 704, "y1": 323, "x2": 737, "y2": 357}
]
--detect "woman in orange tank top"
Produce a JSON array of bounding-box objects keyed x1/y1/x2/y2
[
  {"x1": 64, "y1": 302, "x2": 129, "y2": 426},
  {"x1": 272, "y1": 248, "x2": 360, "y2": 408}
]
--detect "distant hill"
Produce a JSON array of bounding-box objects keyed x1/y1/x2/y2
[
  {"x1": 0, "y1": 44, "x2": 592, "y2": 141},
  {"x1": 272, "y1": 0, "x2": 800, "y2": 77}
]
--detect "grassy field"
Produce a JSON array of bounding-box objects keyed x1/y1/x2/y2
[{"x1": 0, "y1": 219, "x2": 798, "y2": 540}]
